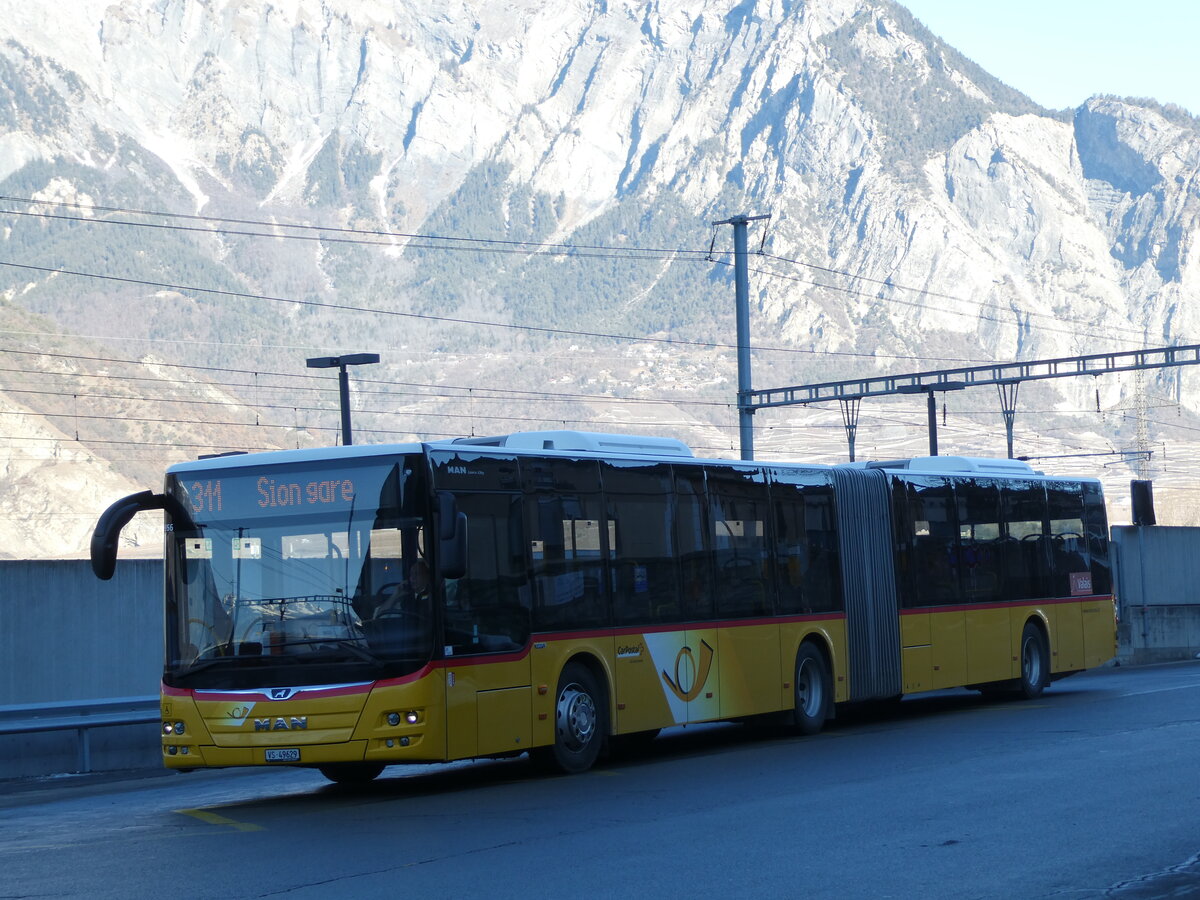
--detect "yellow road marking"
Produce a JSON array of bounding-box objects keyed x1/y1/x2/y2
[{"x1": 176, "y1": 808, "x2": 264, "y2": 832}]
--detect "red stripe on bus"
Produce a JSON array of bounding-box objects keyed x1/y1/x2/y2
[
  {"x1": 537, "y1": 612, "x2": 848, "y2": 643},
  {"x1": 430, "y1": 647, "x2": 534, "y2": 668},
  {"x1": 375, "y1": 663, "x2": 440, "y2": 687},
  {"x1": 169, "y1": 682, "x2": 377, "y2": 702}
]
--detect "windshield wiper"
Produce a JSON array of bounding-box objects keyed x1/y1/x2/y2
[
  {"x1": 178, "y1": 652, "x2": 307, "y2": 677},
  {"x1": 275, "y1": 636, "x2": 380, "y2": 664}
]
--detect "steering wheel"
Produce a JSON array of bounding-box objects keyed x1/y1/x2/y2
[{"x1": 373, "y1": 609, "x2": 429, "y2": 628}]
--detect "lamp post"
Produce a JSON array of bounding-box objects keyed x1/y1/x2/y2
[
  {"x1": 305, "y1": 352, "x2": 380, "y2": 446},
  {"x1": 896, "y1": 381, "x2": 966, "y2": 456}
]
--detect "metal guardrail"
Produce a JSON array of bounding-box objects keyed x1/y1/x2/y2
[{"x1": 0, "y1": 696, "x2": 159, "y2": 774}]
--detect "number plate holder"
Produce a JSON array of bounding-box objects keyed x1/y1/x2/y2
[{"x1": 265, "y1": 748, "x2": 300, "y2": 763}]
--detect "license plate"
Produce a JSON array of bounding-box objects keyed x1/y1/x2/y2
[{"x1": 265, "y1": 748, "x2": 300, "y2": 762}]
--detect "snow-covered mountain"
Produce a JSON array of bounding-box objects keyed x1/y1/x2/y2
[{"x1": 2, "y1": 0, "x2": 1199, "y2": 557}]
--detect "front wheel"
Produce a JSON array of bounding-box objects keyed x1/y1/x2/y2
[
  {"x1": 793, "y1": 643, "x2": 831, "y2": 735},
  {"x1": 533, "y1": 662, "x2": 606, "y2": 774},
  {"x1": 1018, "y1": 622, "x2": 1050, "y2": 699}
]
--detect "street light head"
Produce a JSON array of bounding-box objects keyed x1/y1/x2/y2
[
  {"x1": 306, "y1": 353, "x2": 380, "y2": 369},
  {"x1": 339, "y1": 352, "x2": 381, "y2": 367}
]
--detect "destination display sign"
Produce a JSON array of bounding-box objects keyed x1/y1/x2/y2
[{"x1": 171, "y1": 460, "x2": 404, "y2": 521}]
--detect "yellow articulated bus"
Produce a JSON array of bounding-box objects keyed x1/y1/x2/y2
[{"x1": 91, "y1": 430, "x2": 1116, "y2": 783}]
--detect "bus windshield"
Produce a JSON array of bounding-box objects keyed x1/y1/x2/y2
[{"x1": 163, "y1": 455, "x2": 432, "y2": 689}]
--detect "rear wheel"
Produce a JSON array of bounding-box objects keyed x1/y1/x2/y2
[
  {"x1": 1018, "y1": 622, "x2": 1050, "y2": 699},
  {"x1": 318, "y1": 762, "x2": 385, "y2": 785},
  {"x1": 793, "y1": 643, "x2": 831, "y2": 735},
  {"x1": 533, "y1": 662, "x2": 606, "y2": 774}
]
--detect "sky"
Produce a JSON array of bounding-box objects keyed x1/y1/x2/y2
[{"x1": 899, "y1": 1, "x2": 1199, "y2": 116}]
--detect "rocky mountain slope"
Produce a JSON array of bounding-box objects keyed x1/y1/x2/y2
[{"x1": 1, "y1": 0, "x2": 1199, "y2": 557}]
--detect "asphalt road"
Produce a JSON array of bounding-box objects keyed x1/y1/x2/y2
[{"x1": 4, "y1": 661, "x2": 1200, "y2": 899}]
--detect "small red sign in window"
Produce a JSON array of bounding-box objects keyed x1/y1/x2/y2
[{"x1": 1069, "y1": 572, "x2": 1093, "y2": 596}]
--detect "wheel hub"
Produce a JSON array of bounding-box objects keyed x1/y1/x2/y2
[{"x1": 557, "y1": 683, "x2": 596, "y2": 751}]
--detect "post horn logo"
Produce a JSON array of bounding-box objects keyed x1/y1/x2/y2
[{"x1": 661, "y1": 640, "x2": 715, "y2": 702}]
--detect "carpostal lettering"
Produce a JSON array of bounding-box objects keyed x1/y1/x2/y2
[
  {"x1": 617, "y1": 643, "x2": 644, "y2": 659},
  {"x1": 254, "y1": 717, "x2": 308, "y2": 731},
  {"x1": 257, "y1": 476, "x2": 355, "y2": 508}
]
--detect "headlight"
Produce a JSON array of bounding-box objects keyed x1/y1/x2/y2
[
  {"x1": 162, "y1": 722, "x2": 174, "y2": 735},
  {"x1": 386, "y1": 712, "x2": 401, "y2": 726},
  {"x1": 174, "y1": 721, "x2": 186, "y2": 735}
]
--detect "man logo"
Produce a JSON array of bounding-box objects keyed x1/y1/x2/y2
[
  {"x1": 269, "y1": 688, "x2": 296, "y2": 700},
  {"x1": 254, "y1": 717, "x2": 308, "y2": 731}
]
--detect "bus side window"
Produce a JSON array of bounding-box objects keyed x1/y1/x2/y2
[
  {"x1": 907, "y1": 477, "x2": 958, "y2": 606},
  {"x1": 1047, "y1": 481, "x2": 1088, "y2": 597},
  {"x1": 956, "y1": 477, "x2": 1002, "y2": 604},
  {"x1": 525, "y1": 456, "x2": 609, "y2": 632},
  {"x1": 604, "y1": 462, "x2": 677, "y2": 626},
  {"x1": 770, "y1": 474, "x2": 840, "y2": 615},
  {"x1": 442, "y1": 492, "x2": 530, "y2": 655},
  {"x1": 709, "y1": 469, "x2": 773, "y2": 618},
  {"x1": 1082, "y1": 482, "x2": 1112, "y2": 595},
  {"x1": 805, "y1": 486, "x2": 842, "y2": 613},
  {"x1": 675, "y1": 469, "x2": 714, "y2": 620},
  {"x1": 1001, "y1": 480, "x2": 1047, "y2": 602},
  {"x1": 773, "y1": 489, "x2": 809, "y2": 614},
  {"x1": 891, "y1": 478, "x2": 917, "y2": 609}
]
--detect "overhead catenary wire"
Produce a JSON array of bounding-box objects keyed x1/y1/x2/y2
[
  {"x1": 755, "y1": 250, "x2": 1160, "y2": 345},
  {"x1": 0, "y1": 192, "x2": 1169, "y2": 350},
  {"x1": 0, "y1": 198, "x2": 1184, "y2": 479},
  {"x1": 0, "y1": 258, "x2": 1004, "y2": 364},
  {"x1": 737, "y1": 258, "x2": 1157, "y2": 348},
  {"x1": 6, "y1": 345, "x2": 1175, "y2": 430},
  {"x1": 0, "y1": 350, "x2": 737, "y2": 408},
  {"x1": 1, "y1": 388, "x2": 1151, "y2": 455},
  {"x1": 5, "y1": 373, "x2": 1181, "y2": 426},
  {"x1": 0, "y1": 195, "x2": 715, "y2": 256}
]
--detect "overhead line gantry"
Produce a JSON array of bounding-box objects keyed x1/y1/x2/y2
[{"x1": 745, "y1": 344, "x2": 1200, "y2": 460}]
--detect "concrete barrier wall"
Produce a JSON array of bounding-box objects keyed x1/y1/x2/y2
[
  {"x1": 0, "y1": 559, "x2": 163, "y2": 778},
  {"x1": 1112, "y1": 526, "x2": 1200, "y2": 664},
  {"x1": 0, "y1": 560, "x2": 163, "y2": 705}
]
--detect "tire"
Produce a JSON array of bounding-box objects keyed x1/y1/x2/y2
[
  {"x1": 533, "y1": 662, "x2": 606, "y2": 774},
  {"x1": 1018, "y1": 622, "x2": 1050, "y2": 699},
  {"x1": 318, "y1": 762, "x2": 385, "y2": 785},
  {"x1": 793, "y1": 643, "x2": 831, "y2": 735}
]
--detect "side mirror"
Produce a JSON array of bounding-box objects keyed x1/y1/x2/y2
[
  {"x1": 438, "y1": 492, "x2": 458, "y2": 541},
  {"x1": 437, "y1": 492, "x2": 467, "y2": 580},
  {"x1": 90, "y1": 490, "x2": 167, "y2": 580}
]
